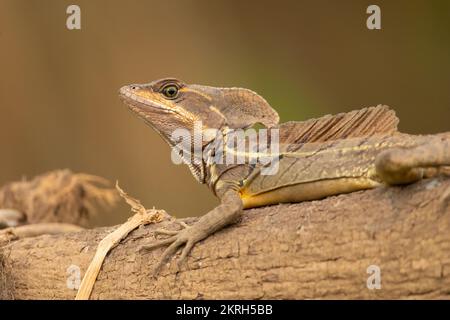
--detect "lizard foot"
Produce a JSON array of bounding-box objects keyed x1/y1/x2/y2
[
  {"x1": 138, "y1": 219, "x2": 204, "y2": 275},
  {"x1": 138, "y1": 191, "x2": 243, "y2": 275}
]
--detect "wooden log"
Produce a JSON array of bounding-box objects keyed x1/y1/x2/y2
[{"x1": 1, "y1": 176, "x2": 450, "y2": 299}]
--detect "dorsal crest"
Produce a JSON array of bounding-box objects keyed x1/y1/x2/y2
[{"x1": 277, "y1": 105, "x2": 399, "y2": 145}]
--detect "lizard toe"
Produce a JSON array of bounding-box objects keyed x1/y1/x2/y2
[
  {"x1": 138, "y1": 236, "x2": 177, "y2": 252},
  {"x1": 154, "y1": 228, "x2": 179, "y2": 236},
  {"x1": 153, "y1": 219, "x2": 191, "y2": 237},
  {"x1": 177, "y1": 240, "x2": 195, "y2": 270},
  {"x1": 152, "y1": 237, "x2": 186, "y2": 275}
]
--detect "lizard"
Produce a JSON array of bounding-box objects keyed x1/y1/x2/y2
[{"x1": 119, "y1": 77, "x2": 450, "y2": 274}]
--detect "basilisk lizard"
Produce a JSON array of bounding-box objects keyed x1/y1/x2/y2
[{"x1": 119, "y1": 78, "x2": 450, "y2": 273}]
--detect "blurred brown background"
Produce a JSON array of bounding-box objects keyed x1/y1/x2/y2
[{"x1": 0, "y1": 0, "x2": 449, "y2": 226}]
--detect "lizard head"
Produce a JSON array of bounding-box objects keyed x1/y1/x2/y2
[
  {"x1": 119, "y1": 78, "x2": 279, "y2": 140},
  {"x1": 119, "y1": 78, "x2": 279, "y2": 182}
]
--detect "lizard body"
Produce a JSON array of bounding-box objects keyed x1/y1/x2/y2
[
  {"x1": 238, "y1": 134, "x2": 413, "y2": 208},
  {"x1": 119, "y1": 78, "x2": 450, "y2": 273}
]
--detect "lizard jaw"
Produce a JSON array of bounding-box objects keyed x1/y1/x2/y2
[{"x1": 119, "y1": 85, "x2": 173, "y2": 117}]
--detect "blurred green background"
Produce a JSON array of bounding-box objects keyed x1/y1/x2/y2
[{"x1": 0, "y1": 0, "x2": 449, "y2": 226}]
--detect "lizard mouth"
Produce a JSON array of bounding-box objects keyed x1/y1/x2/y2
[{"x1": 119, "y1": 85, "x2": 173, "y2": 117}]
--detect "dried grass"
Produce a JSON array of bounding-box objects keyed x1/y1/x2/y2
[{"x1": 0, "y1": 169, "x2": 119, "y2": 228}]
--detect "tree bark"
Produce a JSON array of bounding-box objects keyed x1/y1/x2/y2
[{"x1": 1, "y1": 176, "x2": 450, "y2": 299}]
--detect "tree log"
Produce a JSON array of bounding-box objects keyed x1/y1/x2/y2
[{"x1": 1, "y1": 176, "x2": 450, "y2": 299}]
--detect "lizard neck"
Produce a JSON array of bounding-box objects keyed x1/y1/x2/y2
[
  {"x1": 174, "y1": 126, "x2": 231, "y2": 185},
  {"x1": 203, "y1": 128, "x2": 260, "y2": 195},
  {"x1": 176, "y1": 125, "x2": 268, "y2": 191}
]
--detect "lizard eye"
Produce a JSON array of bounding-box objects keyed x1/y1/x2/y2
[{"x1": 161, "y1": 85, "x2": 179, "y2": 99}]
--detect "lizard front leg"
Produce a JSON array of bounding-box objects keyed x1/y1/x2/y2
[
  {"x1": 376, "y1": 136, "x2": 450, "y2": 185},
  {"x1": 139, "y1": 189, "x2": 243, "y2": 274}
]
